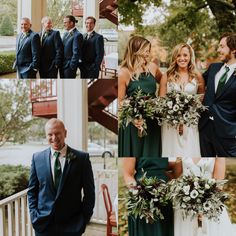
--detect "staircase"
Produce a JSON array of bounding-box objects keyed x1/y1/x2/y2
[
  {"x1": 30, "y1": 80, "x2": 118, "y2": 134},
  {"x1": 88, "y1": 79, "x2": 118, "y2": 134},
  {"x1": 72, "y1": 0, "x2": 118, "y2": 25}
]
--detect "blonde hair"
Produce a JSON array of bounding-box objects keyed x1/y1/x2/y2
[
  {"x1": 121, "y1": 35, "x2": 151, "y2": 80},
  {"x1": 167, "y1": 43, "x2": 197, "y2": 83}
]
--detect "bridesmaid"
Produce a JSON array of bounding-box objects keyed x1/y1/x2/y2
[{"x1": 119, "y1": 36, "x2": 173, "y2": 236}]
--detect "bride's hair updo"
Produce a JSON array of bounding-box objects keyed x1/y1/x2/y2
[
  {"x1": 121, "y1": 35, "x2": 151, "y2": 80},
  {"x1": 167, "y1": 43, "x2": 198, "y2": 83}
]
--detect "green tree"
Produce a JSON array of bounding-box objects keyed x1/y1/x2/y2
[
  {"x1": 0, "y1": 15, "x2": 14, "y2": 36},
  {"x1": 0, "y1": 0, "x2": 17, "y2": 32},
  {"x1": 119, "y1": 0, "x2": 162, "y2": 29},
  {"x1": 0, "y1": 80, "x2": 33, "y2": 146}
]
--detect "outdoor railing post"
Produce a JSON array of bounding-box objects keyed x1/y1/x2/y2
[{"x1": 0, "y1": 206, "x2": 6, "y2": 236}]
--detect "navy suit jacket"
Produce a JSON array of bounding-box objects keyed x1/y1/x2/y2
[
  {"x1": 27, "y1": 146, "x2": 95, "y2": 234},
  {"x1": 81, "y1": 31, "x2": 104, "y2": 78},
  {"x1": 14, "y1": 30, "x2": 40, "y2": 78},
  {"x1": 39, "y1": 30, "x2": 63, "y2": 78},
  {"x1": 62, "y1": 28, "x2": 83, "y2": 71},
  {"x1": 199, "y1": 62, "x2": 236, "y2": 138}
]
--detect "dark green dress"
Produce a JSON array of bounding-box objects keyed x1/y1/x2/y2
[
  {"x1": 128, "y1": 157, "x2": 174, "y2": 236},
  {"x1": 118, "y1": 72, "x2": 161, "y2": 158}
]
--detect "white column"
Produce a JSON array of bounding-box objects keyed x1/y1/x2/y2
[
  {"x1": 17, "y1": 0, "x2": 47, "y2": 33},
  {"x1": 57, "y1": 80, "x2": 88, "y2": 151},
  {"x1": 83, "y1": 0, "x2": 99, "y2": 33}
]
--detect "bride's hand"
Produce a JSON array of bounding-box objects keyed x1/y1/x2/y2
[
  {"x1": 178, "y1": 124, "x2": 183, "y2": 135},
  {"x1": 133, "y1": 119, "x2": 144, "y2": 130}
]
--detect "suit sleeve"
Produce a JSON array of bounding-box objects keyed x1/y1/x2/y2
[
  {"x1": 27, "y1": 154, "x2": 39, "y2": 225},
  {"x1": 95, "y1": 35, "x2": 104, "y2": 69},
  {"x1": 82, "y1": 154, "x2": 95, "y2": 224},
  {"x1": 31, "y1": 33, "x2": 41, "y2": 70},
  {"x1": 70, "y1": 33, "x2": 83, "y2": 70},
  {"x1": 54, "y1": 31, "x2": 63, "y2": 68}
]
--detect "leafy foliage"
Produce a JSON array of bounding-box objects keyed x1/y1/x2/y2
[
  {"x1": 0, "y1": 51, "x2": 16, "y2": 75},
  {"x1": 0, "y1": 164, "x2": 29, "y2": 200},
  {"x1": 119, "y1": 0, "x2": 162, "y2": 29},
  {"x1": 0, "y1": 15, "x2": 14, "y2": 36},
  {"x1": 0, "y1": 80, "x2": 33, "y2": 146}
]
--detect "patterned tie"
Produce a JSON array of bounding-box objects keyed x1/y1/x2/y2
[
  {"x1": 62, "y1": 32, "x2": 69, "y2": 43},
  {"x1": 19, "y1": 33, "x2": 26, "y2": 48},
  {"x1": 216, "y1": 66, "x2": 230, "y2": 95},
  {"x1": 54, "y1": 151, "x2": 61, "y2": 190}
]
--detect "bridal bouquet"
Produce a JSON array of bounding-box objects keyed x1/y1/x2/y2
[
  {"x1": 126, "y1": 171, "x2": 169, "y2": 224},
  {"x1": 118, "y1": 88, "x2": 159, "y2": 137},
  {"x1": 157, "y1": 90, "x2": 207, "y2": 128},
  {"x1": 168, "y1": 173, "x2": 228, "y2": 222}
]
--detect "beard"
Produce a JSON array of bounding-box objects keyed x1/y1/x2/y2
[{"x1": 222, "y1": 51, "x2": 233, "y2": 63}]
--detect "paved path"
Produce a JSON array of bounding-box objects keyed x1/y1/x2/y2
[{"x1": 0, "y1": 36, "x2": 16, "y2": 52}]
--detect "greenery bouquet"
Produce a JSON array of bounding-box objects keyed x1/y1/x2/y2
[
  {"x1": 158, "y1": 90, "x2": 207, "y2": 128},
  {"x1": 168, "y1": 172, "x2": 228, "y2": 224},
  {"x1": 118, "y1": 88, "x2": 159, "y2": 137},
  {"x1": 126, "y1": 171, "x2": 169, "y2": 224}
]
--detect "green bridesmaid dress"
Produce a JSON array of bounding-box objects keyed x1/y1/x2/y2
[
  {"x1": 128, "y1": 157, "x2": 174, "y2": 236},
  {"x1": 118, "y1": 72, "x2": 161, "y2": 158}
]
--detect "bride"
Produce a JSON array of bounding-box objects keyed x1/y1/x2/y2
[
  {"x1": 172, "y1": 157, "x2": 234, "y2": 236},
  {"x1": 159, "y1": 43, "x2": 205, "y2": 158}
]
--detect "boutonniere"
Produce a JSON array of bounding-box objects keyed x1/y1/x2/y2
[
  {"x1": 69, "y1": 31, "x2": 74, "y2": 37},
  {"x1": 66, "y1": 151, "x2": 76, "y2": 162},
  {"x1": 25, "y1": 31, "x2": 30, "y2": 37}
]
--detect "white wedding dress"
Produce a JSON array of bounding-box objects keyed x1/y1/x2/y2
[
  {"x1": 161, "y1": 79, "x2": 201, "y2": 158},
  {"x1": 174, "y1": 158, "x2": 234, "y2": 236}
]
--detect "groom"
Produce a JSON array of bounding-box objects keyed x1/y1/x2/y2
[
  {"x1": 199, "y1": 32, "x2": 236, "y2": 157},
  {"x1": 27, "y1": 118, "x2": 95, "y2": 235}
]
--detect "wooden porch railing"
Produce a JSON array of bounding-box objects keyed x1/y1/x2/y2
[{"x1": 0, "y1": 169, "x2": 117, "y2": 235}]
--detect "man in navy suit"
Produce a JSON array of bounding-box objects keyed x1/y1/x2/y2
[
  {"x1": 80, "y1": 16, "x2": 104, "y2": 79},
  {"x1": 60, "y1": 15, "x2": 83, "y2": 78},
  {"x1": 28, "y1": 118, "x2": 95, "y2": 236},
  {"x1": 39, "y1": 16, "x2": 63, "y2": 78},
  {"x1": 13, "y1": 17, "x2": 40, "y2": 78},
  {"x1": 199, "y1": 33, "x2": 236, "y2": 157}
]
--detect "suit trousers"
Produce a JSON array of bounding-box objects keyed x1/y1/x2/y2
[
  {"x1": 200, "y1": 120, "x2": 236, "y2": 157},
  {"x1": 60, "y1": 67, "x2": 77, "y2": 79}
]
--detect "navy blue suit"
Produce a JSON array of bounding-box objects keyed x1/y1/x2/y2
[
  {"x1": 39, "y1": 30, "x2": 63, "y2": 78},
  {"x1": 14, "y1": 30, "x2": 40, "y2": 78},
  {"x1": 199, "y1": 62, "x2": 236, "y2": 157},
  {"x1": 60, "y1": 28, "x2": 83, "y2": 78},
  {"x1": 27, "y1": 146, "x2": 95, "y2": 235},
  {"x1": 80, "y1": 31, "x2": 104, "y2": 79}
]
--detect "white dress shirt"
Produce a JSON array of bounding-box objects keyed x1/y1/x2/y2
[
  {"x1": 50, "y1": 145, "x2": 67, "y2": 181},
  {"x1": 215, "y1": 62, "x2": 236, "y2": 92}
]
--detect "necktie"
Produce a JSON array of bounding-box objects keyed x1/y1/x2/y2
[
  {"x1": 216, "y1": 66, "x2": 230, "y2": 95},
  {"x1": 19, "y1": 33, "x2": 26, "y2": 48},
  {"x1": 63, "y1": 32, "x2": 69, "y2": 43},
  {"x1": 54, "y1": 151, "x2": 61, "y2": 190}
]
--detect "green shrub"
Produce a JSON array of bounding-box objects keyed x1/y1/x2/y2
[
  {"x1": 0, "y1": 51, "x2": 16, "y2": 75},
  {"x1": 0, "y1": 165, "x2": 30, "y2": 200},
  {"x1": 0, "y1": 15, "x2": 14, "y2": 36}
]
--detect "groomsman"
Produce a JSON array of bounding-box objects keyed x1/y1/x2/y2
[
  {"x1": 199, "y1": 32, "x2": 236, "y2": 157},
  {"x1": 80, "y1": 16, "x2": 104, "y2": 79},
  {"x1": 39, "y1": 16, "x2": 63, "y2": 78},
  {"x1": 60, "y1": 15, "x2": 83, "y2": 78},
  {"x1": 13, "y1": 17, "x2": 40, "y2": 78}
]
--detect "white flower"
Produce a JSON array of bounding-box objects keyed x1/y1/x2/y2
[
  {"x1": 205, "y1": 184, "x2": 210, "y2": 189},
  {"x1": 130, "y1": 189, "x2": 139, "y2": 195},
  {"x1": 203, "y1": 201, "x2": 212, "y2": 211},
  {"x1": 173, "y1": 104, "x2": 179, "y2": 111},
  {"x1": 183, "y1": 196, "x2": 191, "y2": 202},
  {"x1": 194, "y1": 181, "x2": 199, "y2": 188},
  {"x1": 167, "y1": 101, "x2": 173, "y2": 108},
  {"x1": 208, "y1": 179, "x2": 216, "y2": 185},
  {"x1": 190, "y1": 190, "x2": 199, "y2": 199},
  {"x1": 183, "y1": 185, "x2": 190, "y2": 195}
]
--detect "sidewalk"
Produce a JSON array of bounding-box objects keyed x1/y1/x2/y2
[{"x1": 84, "y1": 222, "x2": 106, "y2": 236}]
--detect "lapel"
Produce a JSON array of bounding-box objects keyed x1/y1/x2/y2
[
  {"x1": 18, "y1": 32, "x2": 31, "y2": 52},
  {"x1": 55, "y1": 146, "x2": 74, "y2": 198},
  {"x1": 44, "y1": 148, "x2": 56, "y2": 194},
  {"x1": 215, "y1": 72, "x2": 236, "y2": 99},
  {"x1": 42, "y1": 30, "x2": 52, "y2": 46}
]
